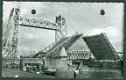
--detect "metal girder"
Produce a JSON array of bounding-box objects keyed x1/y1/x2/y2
[
  {"x1": 19, "y1": 17, "x2": 60, "y2": 30},
  {"x1": 67, "y1": 50, "x2": 91, "y2": 59}
]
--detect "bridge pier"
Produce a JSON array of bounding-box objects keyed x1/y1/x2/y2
[
  {"x1": 56, "y1": 47, "x2": 68, "y2": 70},
  {"x1": 45, "y1": 47, "x2": 75, "y2": 78},
  {"x1": 45, "y1": 47, "x2": 68, "y2": 70}
]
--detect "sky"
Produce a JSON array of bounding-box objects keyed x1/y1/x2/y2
[{"x1": 3, "y1": 2, "x2": 124, "y2": 57}]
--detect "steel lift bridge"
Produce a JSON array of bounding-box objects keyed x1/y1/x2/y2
[{"x1": 2, "y1": 6, "x2": 88, "y2": 64}]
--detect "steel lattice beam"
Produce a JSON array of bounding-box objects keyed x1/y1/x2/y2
[
  {"x1": 19, "y1": 17, "x2": 60, "y2": 30},
  {"x1": 67, "y1": 50, "x2": 91, "y2": 59}
]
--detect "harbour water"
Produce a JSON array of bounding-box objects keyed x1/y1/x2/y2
[{"x1": 70, "y1": 65, "x2": 123, "y2": 79}]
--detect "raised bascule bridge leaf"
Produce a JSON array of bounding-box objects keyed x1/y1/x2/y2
[
  {"x1": 35, "y1": 33, "x2": 83, "y2": 59},
  {"x1": 83, "y1": 33, "x2": 120, "y2": 61}
]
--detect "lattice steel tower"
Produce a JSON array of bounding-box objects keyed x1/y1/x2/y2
[{"x1": 2, "y1": 7, "x2": 20, "y2": 59}]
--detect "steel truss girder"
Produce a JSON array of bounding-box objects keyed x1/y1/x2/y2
[
  {"x1": 67, "y1": 50, "x2": 91, "y2": 59},
  {"x1": 19, "y1": 17, "x2": 60, "y2": 30}
]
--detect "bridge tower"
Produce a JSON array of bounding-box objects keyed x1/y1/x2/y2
[
  {"x1": 2, "y1": 7, "x2": 20, "y2": 60},
  {"x1": 55, "y1": 15, "x2": 67, "y2": 42}
]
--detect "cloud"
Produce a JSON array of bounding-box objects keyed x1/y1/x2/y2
[
  {"x1": 86, "y1": 26, "x2": 123, "y2": 51},
  {"x1": 87, "y1": 26, "x2": 122, "y2": 39},
  {"x1": 3, "y1": 2, "x2": 124, "y2": 56}
]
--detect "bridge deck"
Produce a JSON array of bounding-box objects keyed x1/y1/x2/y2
[{"x1": 83, "y1": 33, "x2": 119, "y2": 60}]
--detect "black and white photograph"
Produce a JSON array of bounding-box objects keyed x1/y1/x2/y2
[{"x1": 2, "y1": 1, "x2": 124, "y2": 79}]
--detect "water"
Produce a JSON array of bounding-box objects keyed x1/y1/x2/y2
[
  {"x1": 70, "y1": 65, "x2": 123, "y2": 79},
  {"x1": 2, "y1": 64, "x2": 123, "y2": 79}
]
